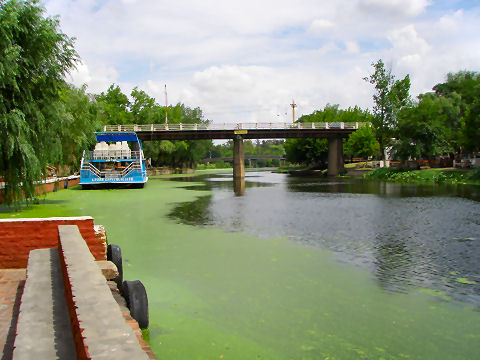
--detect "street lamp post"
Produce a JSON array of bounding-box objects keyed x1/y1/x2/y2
[{"x1": 290, "y1": 99, "x2": 297, "y2": 124}]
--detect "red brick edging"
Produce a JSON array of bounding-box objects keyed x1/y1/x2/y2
[{"x1": 0, "y1": 217, "x2": 106, "y2": 268}]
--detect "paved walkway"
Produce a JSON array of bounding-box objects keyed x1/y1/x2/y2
[{"x1": 0, "y1": 269, "x2": 26, "y2": 360}]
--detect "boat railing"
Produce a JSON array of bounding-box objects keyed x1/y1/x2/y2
[
  {"x1": 103, "y1": 122, "x2": 365, "y2": 132},
  {"x1": 82, "y1": 162, "x2": 102, "y2": 177},
  {"x1": 81, "y1": 160, "x2": 143, "y2": 179},
  {"x1": 83, "y1": 150, "x2": 142, "y2": 161},
  {"x1": 120, "y1": 161, "x2": 143, "y2": 178}
]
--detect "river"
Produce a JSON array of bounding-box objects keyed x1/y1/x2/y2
[{"x1": 2, "y1": 170, "x2": 480, "y2": 359}]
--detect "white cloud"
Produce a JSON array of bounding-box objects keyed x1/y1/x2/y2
[
  {"x1": 389, "y1": 24, "x2": 430, "y2": 57},
  {"x1": 344, "y1": 41, "x2": 360, "y2": 54},
  {"x1": 438, "y1": 9, "x2": 464, "y2": 32},
  {"x1": 66, "y1": 61, "x2": 119, "y2": 93},
  {"x1": 315, "y1": 42, "x2": 340, "y2": 56},
  {"x1": 173, "y1": 62, "x2": 373, "y2": 124},
  {"x1": 308, "y1": 19, "x2": 335, "y2": 34},
  {"x1": 43, "y1": 0, "x2": 480, "y2": 123},
  {"x1": 357, "y1": 0, "x2": 431, "y2": 18},
  {"x1": 182, "y1": 65, "x2": 293, "y2": 123}
]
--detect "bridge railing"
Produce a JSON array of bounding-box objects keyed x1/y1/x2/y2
[{"x1": 102, "y1": 122, "x2": 365, "y2": 132}]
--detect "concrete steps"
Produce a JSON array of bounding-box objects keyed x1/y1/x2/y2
[
  {"x1": 13, "y1": 248, "x2": 76, "y2": 359},
  {"x1": 12, "y1": 225, "x2": 151, "y2": 359}
]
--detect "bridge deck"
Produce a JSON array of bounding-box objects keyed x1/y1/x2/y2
[{"x1": 103, "y1": 122, "x2": 362, "y2": 140}]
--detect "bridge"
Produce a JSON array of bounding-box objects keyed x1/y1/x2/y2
[
  {"x1": 200, "y1": 154, "x2": 286, "y2": 166},
  {"x1": 102, "y1": 122, "x2": 364, "y2": 177}
]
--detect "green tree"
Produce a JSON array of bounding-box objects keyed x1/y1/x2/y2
[
  {"x1": 130, "y1": 87, "x2": 162, "y2": 124},
  {"x1": 95, "y1": 84, "x2": 132, "y2": 125},
  {"x1": 0, "y1": 0, "x2": 78, "y2": 203},
  {"x1": 344, "y1": 124, "x2": 379, "y2": 159},
  {"x1": 286, "y1": 104, "x2": 341, "y2": 166},
  {"x1": 433, "y1": 71, "x2": 480, "y2": 152},
  {"x1": 393, "y1": 93, "x2": 458, "y2": 160},
  {"x1": 364, "y1": 59, "x2": 411, "y2": 161},
  {"x1": 57, "y1": 84, "x2": 98, "y2": 171},
  {"x1": 95, "y1": 83, "x2": 213, "y2": 168},
  {"x1": 463, "y1": 91, "x2": 480, "y2": 152},
  {"x1": 243, "y1": 140, "x2": 256, "y2": 155},
  {"x1": 286, "y1": 105, "x2": 372, "y2": 166},
  {"x1": 285, "y1": 138, "x2": 328, "y2": 166},
  {"x1": 297, "y1": 104, "x2": 340, "y2": 123},
  {"x1": 257, "y1": 140, "x2": 285, "y2": 156}
]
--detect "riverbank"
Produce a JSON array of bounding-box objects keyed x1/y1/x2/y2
[
  {"x1": 278, "y1": 164, "x2": 480, "y2": 185},
  {"x1": 364, "y1": 167, "x2": 480, "y2": 185},
  {"x1": 0, "y1": 175, "x2": 80, "y2": 204}
]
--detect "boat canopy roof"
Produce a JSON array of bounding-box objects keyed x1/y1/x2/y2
[{"x1": 95, "y1": 132, "x2": 139, "y2": 142}]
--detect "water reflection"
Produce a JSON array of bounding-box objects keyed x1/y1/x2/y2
[
  {"x1": 168, "y1": 194, "x2": 213, "y2": 226},
  {"x1": 286, "y1": 175, "x2": 480, "y2": 200},
  {"x1": 168, "y1": 171, "x2": 480, "y2": 304}
]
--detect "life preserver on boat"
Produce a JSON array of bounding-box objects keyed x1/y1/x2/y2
[
  {"x1": 107, "y1": 244, "x2": 123, "y2": 289},
  {"x1": 122, "y1": 280, "x2": 149, "y2": 329}
]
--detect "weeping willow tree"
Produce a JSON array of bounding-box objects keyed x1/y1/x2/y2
[{"x1": 0, "y1": 0, "x2": 79, "y2": 204}]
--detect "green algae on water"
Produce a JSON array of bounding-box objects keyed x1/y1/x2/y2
[{"x1": 456, "y1": 277, "x2": 477, "y2": 285}]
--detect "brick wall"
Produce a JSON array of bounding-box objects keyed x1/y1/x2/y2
[
  {"x1": 57, "y1": 238, "x2": 91, "y2": 360},
  {"x1": 0, "y1": 176, "x2": 80, "y2": 204},
  {"x1": 0, "y1": 217, "x2": 106, "y2": 268}
]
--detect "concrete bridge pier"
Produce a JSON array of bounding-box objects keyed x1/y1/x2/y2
[
  {"x1": 327, "y1": 136, "x2": 344, "y2": 176},
  {"x1": 233, "y1": 136, "x2": 245, "y2": 179},
  {"x1": 233, "y1": 177, "x2": 245, "y2": 196}
]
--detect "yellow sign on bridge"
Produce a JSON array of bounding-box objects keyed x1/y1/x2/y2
[{"x1": 234, "y1": 130, "x2": 248, "y2": 135}]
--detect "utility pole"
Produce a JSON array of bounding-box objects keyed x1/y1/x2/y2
[
  {"x1": 290, "y1": 99, "x2": 297, "y2": 124},
  {"x1": 164, "y1": 84, "x2": 168, "y2": 124}
]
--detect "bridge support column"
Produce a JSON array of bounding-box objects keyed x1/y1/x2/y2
[
  {"x1": 233, "y1": 136, "x2": 245, "y2": 179},
  {"x1": 338, "y1": 136, "x2": 344, "y2": 170},
  {"x1": 234, "y1": 177, "x2": 245, "y2": 196},
  {"x1": 327, "y1": 136, "x2": 344, "y2": 176}
]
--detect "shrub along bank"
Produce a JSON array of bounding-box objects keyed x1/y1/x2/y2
[{"x1": 364, "y1": 167, "x2": 480, "y2": 185}]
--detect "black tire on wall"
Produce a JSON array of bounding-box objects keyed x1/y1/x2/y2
[
  {"x1": 122, "y1": 280, "x2": 149, "y2": 329},
  {"x1": 107, "y1": 244, "x2": 123, "y2": 289}
]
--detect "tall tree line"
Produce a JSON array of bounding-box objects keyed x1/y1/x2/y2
[
  {"x1": 95, "y1": 84, "x2": 212, "y2": 169},
  {"x1": 285, "y1": 105, "x2": 375, "y2": 167},
  {"x1": 0, "y1": 0, "x2": 97, "y2": 203},
  {"x1": 0, "y1": 0, "x2": 210, "y2": 204},
  {"x1": 286, "y1": 60, "x2": 480, "y2": 166}
]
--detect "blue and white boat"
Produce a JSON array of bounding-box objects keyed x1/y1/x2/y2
[{"x1": 80, "y1": 132, "x2": 148, "y2": 188}]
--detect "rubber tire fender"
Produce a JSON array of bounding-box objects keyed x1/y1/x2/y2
[
  {"x1": 122, "y1": 280, "x2": 149, "y2": 329},
  {"x1": 107, "y1": 244, "x2": 123, "y2": 289}
]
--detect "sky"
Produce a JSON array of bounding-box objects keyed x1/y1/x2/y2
[{"x1": 42, "y1": 0, "x2": 480, "y2": 124}]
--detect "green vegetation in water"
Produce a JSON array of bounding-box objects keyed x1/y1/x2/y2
[
  {"x1": 196, "y1": 162, "x2": 231, "y2": 170},
  {"x1": 276, "y1": 165, "x2": 327, "y2": 174},
  {"x1": 456, "y1": 277, "x2": 477, "y2": 285},
  {"x1": 1, "y1": 177, "x2": 480, "y2": 359},
  {"x1": 416, "y1": 288, "x2": 453, "y2": 302},
  {"x1": 276, "y1": 165, "x2": 305, "y2": 173},
  {"x1": 364, "y1": 167, "x2": 480, "y2": 185}
]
